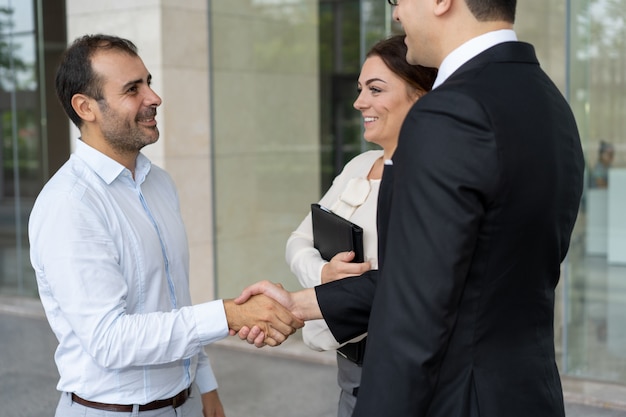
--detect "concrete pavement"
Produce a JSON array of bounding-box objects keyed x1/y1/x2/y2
[{"x1": 1, "y1": 296, "x2": 626, "y2": 417}]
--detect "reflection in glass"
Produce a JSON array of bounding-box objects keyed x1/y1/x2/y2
[
  {"x1": 566, "y1": 0, "x2": 626, "y2": 384},
  {"x1": 319, "y1": 0, "x2": 388, "y2": 193},
  {"x1": 0, "y1": 0, "x2": 35, "y2": 33},
  {"x1": 0, "y1": 4, "x2": 39, "y2": 296}
]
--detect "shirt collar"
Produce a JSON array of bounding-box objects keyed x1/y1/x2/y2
[
  {"x1": 74, "y1": 139, "x2": 151, "y2": 185},
  {"x1": 433, "y1": 29, "x2": 518, "y2": 90},
  {"x1": 133, "y1": 153, "x2": 151, "y2": 184}
]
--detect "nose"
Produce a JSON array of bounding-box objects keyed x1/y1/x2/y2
[
  {"x1": 353, "y1": 90, "x2": 367, "y2": 111},
  {"x1": 392, "y1": 6, "x2": 399, "y2": 21},
  {"x1": 144, "y1": 86, "x2": 162, "y2": 107}
]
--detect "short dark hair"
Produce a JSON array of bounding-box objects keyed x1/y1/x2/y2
[
  {"x1": 55, "y1": 34, "x2": 139, "y2": 128},
  {"x1": 366, "y1": 35, "x2": 438, "y2": 97},
  {"x1": 465, "y1": 0, "x2": 516, "y2": 23}
]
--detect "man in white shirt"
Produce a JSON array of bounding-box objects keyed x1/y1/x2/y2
[{"x1": 29, "y1": 34, "x2": 302, "y2": 417}]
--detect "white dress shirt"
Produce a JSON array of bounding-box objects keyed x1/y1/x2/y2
[
  {"x1": 433, "y1": 29, "x2": 518, "y2": 89},
  {"x1": 286, "y1": 150, "x2": 382, "y2": 351},
  {"x1": 29, "y1": 139, "x2": 228, "y2": 404}
]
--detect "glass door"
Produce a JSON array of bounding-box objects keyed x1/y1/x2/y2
[
  {"x1": 0, "y1": 0, "x2": 68, "y2": 297},
  {"x1": 0, "y1": 0, "x2": 39, "y2": 296}
]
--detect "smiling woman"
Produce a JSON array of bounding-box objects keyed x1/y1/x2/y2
[
  {"x1": 354, "y1": 36, "x2": 435, "y2": 168},
  {"x1": 285, "y1": 35, "x2": 436, "y2": 417},
  {"x1": 353, "y1": 55, "x2": 417, "y2": 164}
]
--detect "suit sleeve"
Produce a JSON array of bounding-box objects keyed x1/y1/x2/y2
[
  {"x1": 353, "y1": 90, "x2": 499, "y2": 417},
  {"x1": 315, "y1": 270, "x2": 377, "y2": 343}
]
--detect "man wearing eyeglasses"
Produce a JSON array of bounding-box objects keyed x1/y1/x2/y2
[{"x1": 236, "y1": 1, "x2": 584, "y2": 416}]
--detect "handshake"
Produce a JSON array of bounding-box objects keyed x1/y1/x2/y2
[{"x1": 223, "y1": 281, "x2": 321, "y2": 347}]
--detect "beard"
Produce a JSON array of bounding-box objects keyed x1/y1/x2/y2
[{"x1": 98, "y1": 101, "x2": 159, "y2": 154}]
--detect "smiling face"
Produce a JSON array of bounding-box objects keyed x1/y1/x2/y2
[
  {"x1": 392, "y1": 0, "x2": 440, "y2": 67},
  {"x1": 353, "y1": 55, "x2": 418, "y2": 152},
  {"x1": 90, "y1": 49, "x2": 162, "y2": 156}
]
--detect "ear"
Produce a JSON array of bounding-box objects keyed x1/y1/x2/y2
[
  {"x1": 411, "y1": 88, "x2": 426, "y2": 103},
  {"x1": 71, "y1": 93, "x2": 97, "y2": 123},
  {"x1": 434, "y1": 0, "x2": 452, "y2": 16}
]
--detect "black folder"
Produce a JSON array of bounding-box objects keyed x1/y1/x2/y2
[{"x1": 311, "y1": 203, "x2": 364, "y2": 263}]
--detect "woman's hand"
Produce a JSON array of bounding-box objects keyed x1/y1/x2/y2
[{"x1": 321, "y1": 251, "x2": 372, "y2": 283}]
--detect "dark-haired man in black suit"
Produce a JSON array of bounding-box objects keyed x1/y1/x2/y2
[{"x1": 236, "y1": 0, "x2": 584, "y2": 416}]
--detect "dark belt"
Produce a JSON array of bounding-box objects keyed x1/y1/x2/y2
[
  {"x1": 71, "y1": 386, "x2": 191, "y2": 412},
  {"x1": 337, "y1": 336, "x2": 367, "y2": 366}
]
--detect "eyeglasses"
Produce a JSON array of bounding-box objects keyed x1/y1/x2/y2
[{"x1": 387, "y1": 0, "x2": 398, "y2": 5}]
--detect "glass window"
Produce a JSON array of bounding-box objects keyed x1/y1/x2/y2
[
  {"x1": 319, "y1": 0, "x2": 391, "y2": 191},
  {"x1": 0, "y1": 5, "x2": 38, "y2": 296},
  {"x1": 0, "y1": 0, "x2": 34, "y2": 33},
  {"x1": 208, "y1": 0, "x2": 626, "y2": 387},
  {"x1": 319, "y1": 0, "x2": 361, "y2": 191},
  {"x1": 0, "y1": 0, "x2": 68, "y2": 297},
  {"x1": 564, "y1": 0, "x2": 626, "y2": 384},
  {"x1": 210, "y1": 0, "x2": 322, "y2": 294}
]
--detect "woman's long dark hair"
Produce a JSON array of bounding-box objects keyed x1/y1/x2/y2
[{"x1": 366, "y1": 35, "x2": 438, "y2": 96}]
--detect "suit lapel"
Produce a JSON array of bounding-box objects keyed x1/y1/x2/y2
[{"x1": 376, "y1": 162, "x2": 394, "y2": 272}]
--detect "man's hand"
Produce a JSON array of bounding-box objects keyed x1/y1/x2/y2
[
  {"x1": 233, "y1": 281, "x2": 296, "y2": 313},
  {"x1": 201, "y1": 389, "x2": 225, "y2": 417},
  {"x1": 232, "y1": 281, "x2": 322, "y2": 347},
  {"x1": 223, "y1": 294, "x2": 303, "y2": 347}
]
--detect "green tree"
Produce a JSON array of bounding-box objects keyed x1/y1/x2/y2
[{"x1": 0, "y1": 6, "x2": 28, "y2": 91}]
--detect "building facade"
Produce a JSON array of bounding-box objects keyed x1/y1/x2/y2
[{"x1": 1, "y1": 0, "x2": 625, "y2": 401}]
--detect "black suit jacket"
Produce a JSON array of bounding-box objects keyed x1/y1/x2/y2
[{"x1": 316, "y1": 41, "x2": 584, "y2": 417}]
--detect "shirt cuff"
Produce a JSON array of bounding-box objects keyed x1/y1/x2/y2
[
  {"x1": 195, "y1": 351, "x2": 219, "y2": 393},
  {"x1": 192, "y1": 300, "x2": 229, "y2": 345}
]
